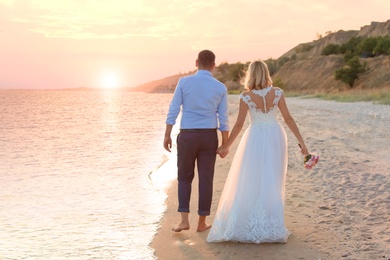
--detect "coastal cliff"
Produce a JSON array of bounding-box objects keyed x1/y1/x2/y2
[{"x1": 130, "y1": 19, "x2": 390, "y2": 93}]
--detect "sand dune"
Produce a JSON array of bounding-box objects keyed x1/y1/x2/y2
[{"x1": 151, "y1": 95, "x2": 390, "y2": 259}]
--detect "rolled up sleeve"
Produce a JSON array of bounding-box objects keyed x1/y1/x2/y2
[
  {"x1": 217, "y1": 91, "x2": 229, "y2": 131},
  {"x1": 166, "y1": 81, "x2": 183, "y2": 125}
]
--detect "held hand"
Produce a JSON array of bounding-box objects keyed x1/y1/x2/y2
[
  {"x1": 217, "y1": 145, "x2": 229, "y2": 158},
  {"x1": 164, "y1": 136, "x2": 172, "y2": 152},
  {"x1": 298, "y1": 143, "x2": 308, "y2": 156}
]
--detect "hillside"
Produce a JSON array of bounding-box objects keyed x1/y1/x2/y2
[
  {"x1": 280, "y1": 20, "x2": 390, "y2": 60},
  {"x1": 275, "y1": 19, "x2": 390, "y2": 91},
  {"x1": 273, "y1": 55, "x2": 390, "y2": 91},
  {"x1": 130, "y1": 71, "x2": 194, "y2": 93},
  {"x1": 129, "y1": 19, "x2": 390, "y2": 93}
]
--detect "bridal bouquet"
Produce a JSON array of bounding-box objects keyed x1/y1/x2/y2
[
  {"x1": 298, "y1": 144, "x2": 319, "y2": 170},
  {"x1": 303, "y1": 154, "x2": 319, "y2": 170}
]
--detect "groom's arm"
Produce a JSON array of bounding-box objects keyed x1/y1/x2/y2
[
  {"x1": 163, "y1": 124, "x2": 173, "y2": 152},
  {"x1": 217, "y1": 89, "x2": 229, "y2": 133}
]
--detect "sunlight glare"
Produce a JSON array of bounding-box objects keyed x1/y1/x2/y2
[{"x1": 102, "y1": 73, "x2": 120, "y2": 89}]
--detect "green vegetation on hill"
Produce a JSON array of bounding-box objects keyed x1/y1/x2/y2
[
  {"x1": 213, "y1": 59, "x2": 288, "y2": 93},
  {"x1": 334, "y1": 56, "x2": 368, "y2": 87},
  {"x1": 213, "y1": 62, "x2": 248, "y2": 91},
  {"x1": 322, "y1": 36, "x2": 390, "y2": 57},
  {"x1": 321, "y1": 36, "x2": 390, "y2": 87},
  {"x1": 135, "y1": 20, "x2": 390, "y2": 105}
]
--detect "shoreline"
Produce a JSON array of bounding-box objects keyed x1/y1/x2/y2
[{"x1": 151, "y1": 96, "x2": 390, "y2": 259}]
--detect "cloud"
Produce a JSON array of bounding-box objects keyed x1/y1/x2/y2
[
  {"x1": 0, "y1": 0, "x2": 235, "y2": 40},
  {"x1": 1, "y1": 0, "x2": 389, "y2": 46},
  {"x1": 0, "y1": 0, "x2": 331, "y2": 41},
  {"x1": 0, "y1": 0, "x2": 180, "y2": 39}
]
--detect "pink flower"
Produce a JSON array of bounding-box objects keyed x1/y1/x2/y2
[{"x1": 303, "y1": 154, "x2": 319, "y2": 170}]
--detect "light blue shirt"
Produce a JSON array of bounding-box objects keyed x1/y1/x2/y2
[{"x1": 166, "y1": 70, "x2": 229, "y2": 131}]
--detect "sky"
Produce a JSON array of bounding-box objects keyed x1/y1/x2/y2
[{"x1": 0, "y1": 0, "x2": 389, "y2": 90}]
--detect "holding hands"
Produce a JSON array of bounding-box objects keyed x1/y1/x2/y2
[{"x1": 217, "y1": 144, "x2": 229, "y2": 158}]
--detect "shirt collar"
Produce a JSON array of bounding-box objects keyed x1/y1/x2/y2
[{"x1": 196, "y1": 70, "x2": 212, "y2": 76}]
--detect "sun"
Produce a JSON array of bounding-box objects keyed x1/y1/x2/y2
[{"x1": 101, "y1": 72, "x2": 120, "y2": 89}]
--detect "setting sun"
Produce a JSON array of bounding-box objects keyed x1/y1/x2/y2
[{"x1": 101, "y1": 72, "x2": 120, "y2": 89}]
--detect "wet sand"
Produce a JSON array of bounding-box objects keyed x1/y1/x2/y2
[{"x1": 151, "y1": 95, "x2": 390, "y2": 259}]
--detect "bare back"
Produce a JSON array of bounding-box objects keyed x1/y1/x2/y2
[{"x1": 239, "y1": 86, "x2": 283, "y2": 129}]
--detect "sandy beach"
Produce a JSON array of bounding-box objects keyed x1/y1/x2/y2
[{"x1": 151, "y1": 95, "x2": 390, "y2": 260}]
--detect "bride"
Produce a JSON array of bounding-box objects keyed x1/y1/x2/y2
[{"x1": 207, "y1": 60, "x2": 309, "y2": 243}]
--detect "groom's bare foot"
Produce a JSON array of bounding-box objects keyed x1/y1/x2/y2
[
  {"x1": 196, "y1": 223, "x2": 211, "y2": 232},
  {"x1": 172, "y1": 223, "x2": 190, "y2": 232}
]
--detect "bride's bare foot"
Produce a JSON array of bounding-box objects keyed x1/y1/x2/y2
[
  {"x1": 172, "y1": 223, "x2": 190, "y2": 232},
  {"x1": 196, "y1": 223, "x2": 211, "y2": 232}
]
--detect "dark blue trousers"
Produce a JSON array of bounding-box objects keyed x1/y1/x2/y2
[{"x1": 176, "y1": 129, "x2": 218, "y2": 216}]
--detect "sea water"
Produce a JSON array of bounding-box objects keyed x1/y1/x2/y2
[{"x1": 0, "y1": 91, "x2": 177, "y2": 259}]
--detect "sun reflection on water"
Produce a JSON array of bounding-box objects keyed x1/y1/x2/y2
[{"x1": 0, "y1": 91, "x2": 174, "y2": 259}]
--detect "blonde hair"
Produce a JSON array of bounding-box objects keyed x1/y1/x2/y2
[{"x1": 244, "y1": 60, "x2": 272, "y2": 90}]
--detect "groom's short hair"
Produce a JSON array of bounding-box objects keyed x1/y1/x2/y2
[{"x1": 198, "y1": 50, "x2": 215, "y2": 69}]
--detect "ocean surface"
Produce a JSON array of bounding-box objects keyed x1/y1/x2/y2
[{"x1": 0, "y1": 91, "x2": 178, "y2": 259}]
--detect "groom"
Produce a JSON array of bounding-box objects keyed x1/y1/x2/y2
[{"x1": 163, "y1": 50, "x2": 229, "y2": 232}]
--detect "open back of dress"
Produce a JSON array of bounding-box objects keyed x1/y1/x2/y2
[{"x1": 207, "y1": 86, "x2": 290, "y2": 244}]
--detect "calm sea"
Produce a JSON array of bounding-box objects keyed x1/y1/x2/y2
[{"x1": 0, "y1": 91, "x2": 178, "y2": 259}]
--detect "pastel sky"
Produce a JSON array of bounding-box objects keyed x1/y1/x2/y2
[{"x1": 1, "y1": 0, "x2": 389, "y2": 89}]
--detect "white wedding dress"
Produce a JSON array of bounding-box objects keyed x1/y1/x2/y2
[{"x1": 207, "y1": 86, "x2": 290, "y2": 243}]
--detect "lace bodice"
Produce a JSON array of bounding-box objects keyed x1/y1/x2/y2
[{"x1": 239, "y1": 86, "x2": 283, "y2": 128}]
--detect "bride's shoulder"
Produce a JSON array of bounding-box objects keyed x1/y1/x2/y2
[
  {"x1": 239, "y1": 91, "x2": 251, "y2": 102},
  {"x1": 240, "y1": 90, "x2": 251, "y2": 96},
  {"x1": 272, "y1": 86, "x2": 284, "y2": 95},
  {"x1": 239, "y1": 90, "x2": 251, "y2": 97}
]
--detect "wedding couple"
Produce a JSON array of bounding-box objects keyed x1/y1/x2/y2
[{"x1": 163, "y1": 50, "x2": 308, "y2": 243}]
